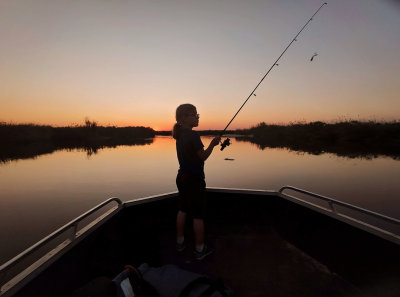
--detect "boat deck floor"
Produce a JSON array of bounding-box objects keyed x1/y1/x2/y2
[{"x1": 155, "y1": 222, "x2": 365, "y2": 297}]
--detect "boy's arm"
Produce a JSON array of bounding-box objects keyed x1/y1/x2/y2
[{"x1": 196, "y1": 136, "x2": 221, "y2": 161}]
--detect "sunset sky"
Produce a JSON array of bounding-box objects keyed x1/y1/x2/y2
[{"x1": 1, "y1": 0, "x2": 399, "y2": 131}]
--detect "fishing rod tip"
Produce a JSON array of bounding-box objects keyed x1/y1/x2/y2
[{"x1": 324, "y1": 2, "x2": 328, "y2": 5}]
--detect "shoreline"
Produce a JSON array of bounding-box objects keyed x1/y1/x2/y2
[{"x1": 2, "y1": 121, "x2": 400, "y2": 162}]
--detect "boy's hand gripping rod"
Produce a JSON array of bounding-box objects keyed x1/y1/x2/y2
[{"x1": 220, "y1": 2, "x2": 327, "y2": 151}]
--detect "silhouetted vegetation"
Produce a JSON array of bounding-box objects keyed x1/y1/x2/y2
[
  {"x1": 156, "y1": 130, "x2": 231, "y2": 136},
  {"x1": 3, "y1": 120, "x2": 400, "y2": 162},
  {"x1": 235, "y1": 121, "x2": 400, "y2": 160},
  {"x1": 0, "y1": 121, "x2": 155, "y2": 163}
]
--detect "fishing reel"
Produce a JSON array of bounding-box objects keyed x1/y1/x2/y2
[{"x1": 220, "y1": 138, "x2": 231, "y2": 151}]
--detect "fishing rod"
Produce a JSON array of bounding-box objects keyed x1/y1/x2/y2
[{"x1": 220, "y1": 2, "x2": 328, "y2": 151}]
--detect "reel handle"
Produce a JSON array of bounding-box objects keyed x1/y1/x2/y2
[{"x1": 220, "y1": 138, "x2": 231, "y2": 151}]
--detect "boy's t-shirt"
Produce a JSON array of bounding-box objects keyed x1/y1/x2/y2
[{"x1": 176, "y1": 129, "x2": 205, "y2": 179}]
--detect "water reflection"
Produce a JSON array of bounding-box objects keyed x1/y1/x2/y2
[
  {"x1": 0, "y1": 138, "x2": 154, "y2": 163},
  {"x1": 235, "y1": 136, "x2": 400, "y2": 161},
  {"x1": 3, "y1": 133, "x2": 399, "y2": 164},
  {"x1": 0, "y1": 136, "x2": 399, "y2": 265}
]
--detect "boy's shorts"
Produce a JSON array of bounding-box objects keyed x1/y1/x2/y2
[{"x1": 176, "y1": 171, "x2": 206, "y2": 219}]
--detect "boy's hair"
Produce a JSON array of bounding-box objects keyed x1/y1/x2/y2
[{"x1": 172, "y1": 104, "x2": 196, "y2": 139}]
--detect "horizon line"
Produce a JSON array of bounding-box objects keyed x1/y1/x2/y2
[{"x1": 2, "y1": 118, "x2": 400, "y2": 132}]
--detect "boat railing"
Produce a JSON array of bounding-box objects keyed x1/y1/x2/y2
[
  {"x1": 0, "y1": 197, "x2": 123, "y2": 296},
  {"x1": 279, "y1": 186, "x2": 400, "y2": 244}
]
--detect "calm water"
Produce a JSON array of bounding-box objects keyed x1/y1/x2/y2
[{"x1": 1, "y1": 135, "x2": 400, "y2": 265}]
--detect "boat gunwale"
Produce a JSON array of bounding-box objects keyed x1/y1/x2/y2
[
  {"x1": 124, "y1": 187, "x2": 400, "y2": 244},
  {"x1": 277, "y1": 186, "x2": 400, "y2": 245},
  {"x1": 0, "y1": 198, "x2": 123, "y2": 297}
]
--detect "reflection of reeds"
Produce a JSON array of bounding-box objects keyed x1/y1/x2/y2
[
  {"x1": 0, "y1": 122, "x2": 155, "y2": 163},
  {"x1": 235, "y1": 120, "x2": 400, "y2": 160}
]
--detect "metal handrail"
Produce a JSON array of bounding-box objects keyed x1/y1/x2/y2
[
  {"x1": 279, "y1": 186, "x2": 400, "y2": 225},
  {"x1": 0, "y1": 197, "x2": 123, "y2": 292},
  {"x1": 279, "y1": 186, "x2": 400, "y2": 245}
]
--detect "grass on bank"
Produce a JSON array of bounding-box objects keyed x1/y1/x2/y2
[
  {"x1": 0, "y1": 120, "x2": 156, "y2": 162},
  {"x1": 0, "y1": 120, "x2": 155, "y2": 145},
  {"x1": 236, "y1": 120, "x2": 400, "y2": 158},
  {"x1": 2, "y1": 119, "x2": 400, "y2": 161}
]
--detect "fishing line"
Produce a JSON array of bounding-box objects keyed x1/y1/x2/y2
[{"x1": 220, "y1": 2, "x2": 328, "y2": 151}]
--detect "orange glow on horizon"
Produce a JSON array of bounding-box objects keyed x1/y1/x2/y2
[{"x1": 3, "y1": 112, "x2": 400, "y2": 131}]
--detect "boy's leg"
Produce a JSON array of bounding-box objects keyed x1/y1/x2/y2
[
  {"x1": 193, "y1": 218, "x2": 205, "y2": 248},
  {"x1": 193, "y1": 218, "x2": 213, "y2": 260},
  {"x1": 176, "y1": 210, "x2": 187, "y2": 241}
]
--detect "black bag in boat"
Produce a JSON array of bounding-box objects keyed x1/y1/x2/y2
[
  {"x1": 111, "y1": 264, "x2": 233, "y2": 297},
  {"x1": 137, "y1": 263, "x2": 234, "y2": 297}
]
